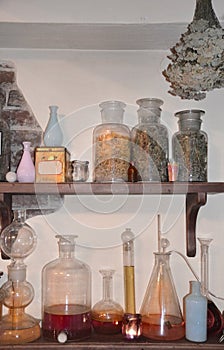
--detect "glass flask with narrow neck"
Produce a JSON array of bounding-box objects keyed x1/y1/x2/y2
[
  {"x1": 140, "y1": 251, "x2": 184, "y2": 340},
  {"x1": 42, "y1": 235, "x2": 92, "y2": 343},
  {"x1": 91, "y1": 269, "x2": 124, "y2": 334},
  {"x1": 131, "y1": 98, "x2": 169, "y2": 182},
  {"x1": 0, "y1": 209, "x2": 40, "y2": 345},
  {"x1": 43, "y1": 105, "x2": 63, "y2": 147},
  {"x1": 198, "y1": 238, "x2": 223, "y2": 336},
  {"x1": 93, "y1": 100, "x2": 130, "y2": 182}
]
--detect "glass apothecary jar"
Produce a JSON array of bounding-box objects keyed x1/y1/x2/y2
[
  {"x1": 42, "y1": 235, "x2": 92, "y2": 343},
  {"x1": 93, "y1": 100, "x2": 130, "y2": 182},
  {"x1": 172, "y1": 109, "x2": 207, "y2": 182},
  {"x1": 131, "y1": 98, "x2": 169, "y2": 182}
]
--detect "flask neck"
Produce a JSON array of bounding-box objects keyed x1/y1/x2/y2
[
  {"x1": 100, "y1": 269, "x2": 115, "y2": 301},
  {"x1": 99, "y1": 100, "x2": 126, "y2": 124},
  {"x1": 13, "y1": 209, "x2": 27, "y2": 224},
  {"x1": 22, "y1": 142, "x2": 31, "y2": 152},
  {"x1": 49, "y1": 105, "x2": 59, "y2": 119}
]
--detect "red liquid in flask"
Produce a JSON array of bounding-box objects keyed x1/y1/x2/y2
[
  {"x1": 207, "y1": 299, "x2": 223, "y2": 336},
  {"x1": 42, "y1": 304, "x2": 92, "y2": 341},
  {"x1": 142, "y1": 314, "x2": 185, "y2": 341},
  {"x1": 92, "y1": 316, "x2": 122, "y2": 334}
]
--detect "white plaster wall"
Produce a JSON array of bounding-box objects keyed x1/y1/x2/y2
[{"x1": 1, "y1": 0, "x2": 224, "y2": 321}]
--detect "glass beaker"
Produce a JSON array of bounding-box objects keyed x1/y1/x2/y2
[
  {"x1": 198, "y1": 238, "x2": 223, "y2": 336},
  {"x1": 93, "y1": 100, "x2": 130, "y2": 182},
  {"x1": 140, "y1": 252, "x2": 185, "y2": 340},
  {"x1": 172, "y1": 109, "x2": 207, "y2": 182},
  {"x1": 91, "y1": 269, "x2": 124, "y2": 334},
  {"x1": 42, "y1": 235, "x2": 92, "y2": 343},
  {"x1": 131, "y1": 98, "x2": 169, "y2": 182}
]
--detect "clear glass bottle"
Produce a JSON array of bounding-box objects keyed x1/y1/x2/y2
[
  {"x1": 43, "y1": 105, "x2": 63, "y2": 147},
  {"x1": 93, "y1": 100, "x2": 130, "y2": 182},
  {"x1": 42, "y1": 235, "x2": 92, "y2": 343},
  {"x1": 16, "y1": 141, "x2": 35, "y2": 183},
  {"x1": 131, "y1": 98, "x2": 169, "y2": 182},
  {"x1": 184, "y1": 280, "x2": 207, "y2": 342},
  {"x1": 91, "y1": 269, "x2": 124, "y2": 334},
  {"x1": 0, "y1": 209, "x2": 40, "y2": 345},
  {"x1": 140, "y1": 252, "x2": 185, "y2": 340},
  {"x1": 0, "y1": 107, "x2": 10, "y2": 181},
  {"x1": 172, "y1": 109, "x2": 207, "y2": 182}
]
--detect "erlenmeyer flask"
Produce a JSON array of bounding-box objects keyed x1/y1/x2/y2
[
  {"x1": 198, "y1": 238, "x2": 223, "y2": 336},
  {"x1": 140, "y1": 251, "x2": 185, "y2": 340},
  {"x1": 91, "y1": 269, "x2": 124, "y2": 334}
]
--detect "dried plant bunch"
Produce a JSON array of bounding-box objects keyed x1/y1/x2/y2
[{"x1": 163, "y1": 0, "x2": 224, "y2": 100}]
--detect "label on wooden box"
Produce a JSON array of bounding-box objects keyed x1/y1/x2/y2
[{"x1": 35, "y1": 147, "x2": 72, "y2": 183}]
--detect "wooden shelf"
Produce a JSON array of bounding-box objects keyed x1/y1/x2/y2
[
  {"x1": 0, "y1": 333, "x2": 222, "y2": 349},
  {"x1": 0, "y1": 182, "x2": 224, "y2": 257}
]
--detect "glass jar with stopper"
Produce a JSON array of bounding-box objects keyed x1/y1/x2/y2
[
  {"x1": 91, "y1": 269, "x2": 124, "y2": 334},
  {"x1": 0, "y1": 209, "x2": 40, "y2": 345},
  {"x1": 140, "y1": 215, "x2": 185, "y2": 340},
  {"x1": 42, "y1": 235, "x2": 92, "y2": 343}
]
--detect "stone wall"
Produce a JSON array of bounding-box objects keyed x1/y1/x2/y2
[{"x1": 0, "y1": 60, "x2": 62, "y2": 218}]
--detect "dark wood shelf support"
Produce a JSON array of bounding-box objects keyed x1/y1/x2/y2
[{"x1": 186, "y1": 192, "x2": 207, "y2": 257}]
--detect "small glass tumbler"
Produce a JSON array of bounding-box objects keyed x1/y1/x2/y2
[{"x1": 122, "y1": 313, "x2": 142, "y2": 340}]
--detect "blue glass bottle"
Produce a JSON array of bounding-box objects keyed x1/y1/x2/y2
[
  {"x1": 43, "y1": 105, "x2": 63, "y2": 147},
  {"x1": 184, "y1": 280, "x2": 207, "y2": 342}
]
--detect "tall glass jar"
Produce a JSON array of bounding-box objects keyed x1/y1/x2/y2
[
  {"x1": 93, "y1": 100, "x2": 130, "y2": 182},
  {"x1": 0, "y1": 106, "x2": 10, "y2": 181},
  {"x1": 172, "y1": 109, "x2": 207, "y2": 182},
  {"x1": 42, "y1": 235, "x2": 92, "y2": 343},
  {"x1": 131, "y1": 98, "x2": 168, "y2": 182}
]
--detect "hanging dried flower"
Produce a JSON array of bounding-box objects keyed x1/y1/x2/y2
[{"x1": 163, "y1": 0, "x2": 224, "y2": 100}]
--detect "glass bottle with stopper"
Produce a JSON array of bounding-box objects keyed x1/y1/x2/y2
[
  {"x1": 140, "y1": 215, "x2": 185, "y2": 340},
  {"x1": 42, "y1": 235, "x2": 92, "y2": 343},
  {"x1": 0, "y1": 209, "x2": 40, "y2": 344},
  {"x1": 121, "y1": 228, "x2": 142, "y2": 339},
  {"x1": 91, "y1": 269, "x2": 124, "y2": 334}
]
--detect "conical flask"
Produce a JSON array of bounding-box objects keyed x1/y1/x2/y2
[{"x1": 140, "y1": 251, "x2": 185, "y2": 340}]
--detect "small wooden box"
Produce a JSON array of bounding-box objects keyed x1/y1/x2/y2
[{"x1": 35, "y1": 147, "x2": 72, "y2": 183}]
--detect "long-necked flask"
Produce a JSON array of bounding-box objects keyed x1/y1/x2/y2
[
  {"x1": 198, "y1": 238, "x2": 223, "y2": 336},
  {"x1": 91, "y1": 269, "x2": 124, "y2": 334},
  {"x1": 43, "y1": 105, "x2": 63, "y2": 147},
  {"x1": 42, "y1": 235, "x2": 91, "y2": 343},
  {"x1": 140, "y1": 250, "x2": 184, "y2": 340}
]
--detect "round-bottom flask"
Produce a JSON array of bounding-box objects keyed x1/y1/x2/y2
[
  {"x1": 91, "y1": 269, "x2": 124, "y2": 334},
  {"x1": 42, "y1": 235, "x2": 92, "y2": 343},
  {"x1": 140, "y1": 252, "x2": 185, "y2": 341},
  {"x1": 0, "y1": 209, "x2": 40, "y2": 344}
]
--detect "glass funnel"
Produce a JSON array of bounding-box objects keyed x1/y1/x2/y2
[
  {"x1": 140, "y1": 250, "x2": 184, "y2": 340},
  {"x1": 42, "y1": 235, "x2": 92, "y2": 343},
  {"x1": 198, "y1": 238, "x2": 223, "y2": 336},
  {"x1": 91, "y1": 269, "x2": 124, "y2": 334},
  {"x1": 0, "y1": 209, "x2": 40, "y2": 345}
]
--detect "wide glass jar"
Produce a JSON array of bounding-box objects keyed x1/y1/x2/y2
[
  {"x1": 42, "y1": 235, "x2": 92, "y2": 343},
  {"x1": 93, "y1": 100, "x2": 130, "y2": 182},
  {"x1": 172, "y1": 109, "x2": 207, "y2": 182},
  {"x1": 131, "y1": 98, "x2": 168, "y2": 182}
]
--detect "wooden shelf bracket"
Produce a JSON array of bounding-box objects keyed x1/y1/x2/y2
[{"x1": 186, "y1": 192, "x2": 207, "y2": 257}]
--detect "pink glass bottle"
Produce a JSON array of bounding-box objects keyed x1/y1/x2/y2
[{"x1": 16, "y1": 142, "x2": 35, "y2": 183}]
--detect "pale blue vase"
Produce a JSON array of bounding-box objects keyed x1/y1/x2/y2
[
  {"x1": 43, "y1": 105, "x2": 63, "y2": 147},
  {"x1": 184, "y1": 280, "x2": 207, "y2": 342}
]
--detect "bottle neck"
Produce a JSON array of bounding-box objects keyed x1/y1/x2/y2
[
  {"x1": 190, "y1": 281, "x2": 201, "y2": 295},
  {"x1": 58, "y1": 244, "x2": 75, "y2": 259}
]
